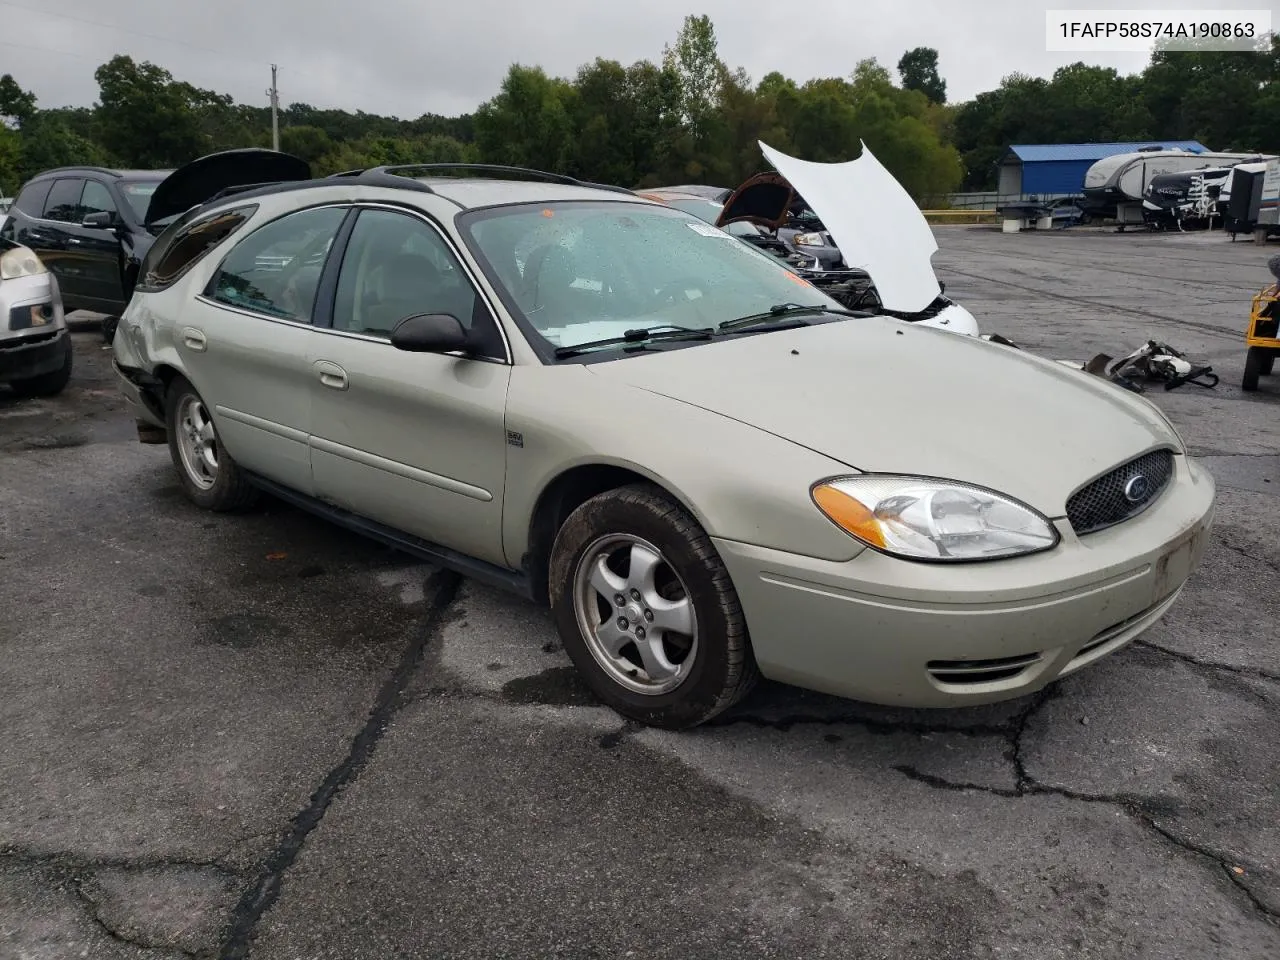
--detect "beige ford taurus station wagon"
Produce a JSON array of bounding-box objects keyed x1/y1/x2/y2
[{"x1": 110, "y1": 152, "x2": 1216, "y2": 729}]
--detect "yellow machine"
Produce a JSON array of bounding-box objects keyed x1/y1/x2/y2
[{"x1": 1244, "y1": 279, "x2": 1280, "y2": 392}]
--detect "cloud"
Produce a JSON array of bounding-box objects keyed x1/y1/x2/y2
[{"x1": 1, "y1": 0, "x2": 1257, "y2": 116}]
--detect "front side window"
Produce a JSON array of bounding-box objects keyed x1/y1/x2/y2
[
  {"x1": 207, "y1": 205, "x2": 347, "y2": 322},
  {"x1": 42, "y1": 178, "x2": 86, "y2": 222},
  {"x1": 332, "y1": 208, "x2": 483, "y2": 340},
  {"x1": 118, "y1": 180, "x2": 160, "y2": 223},
  {"x1": 460, "y1": 200, "x2": 838, "y2": 355},
  {"x1": 80, "y1": 181, "x2": 118, "y2": 220}
]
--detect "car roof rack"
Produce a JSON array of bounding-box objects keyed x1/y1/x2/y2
[
  {"x1": 33, "y1": 165, "x2": 123, "y2": 179},
  {"x1": 337, "y1": 163, "x2": 635, "y2": 195}
]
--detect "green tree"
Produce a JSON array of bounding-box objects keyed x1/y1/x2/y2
[
  {"x1": 473, "y1": 64, "x2": 576, "y2": 172},
  {"x1": 93, "y1": 55, "x2": 211, "y2": 166},
  {"x1": 662, "y1": 14, "x2": 724, "y2": 142},
  {"x1": 0, "y1": 74, "x2": 36, "y2": 127},
  {"x1": 897, "y1": 47, "x2": 947, "y2": 104}
]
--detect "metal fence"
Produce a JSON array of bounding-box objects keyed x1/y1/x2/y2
[{"x1": 919, "y1": 191, "x2": 1081, "y2": 210}]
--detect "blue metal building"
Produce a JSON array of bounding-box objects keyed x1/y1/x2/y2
[{"x1": 997, "y1": 141, "x2": 1209, "y2": 198}]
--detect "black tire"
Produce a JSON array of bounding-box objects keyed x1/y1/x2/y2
[
  {"x1": 1243, "y1": 347, "x2": 1267, "y2": 392},
  {"x1": 1261, "y1": 351, "x2": 1276, "y2": 376},
  {"x1": 101, "y1": 315, "x2": 120, "y2": 345},
  {"x1": 548, "y1": 482, "x2": 759, "y2": 730},
  {"x1": 10, "y1": 335, "x2": 73, "y2": 397},
  {"x1": 164, "y1": 375, "x2": 259, "y2": 512}
]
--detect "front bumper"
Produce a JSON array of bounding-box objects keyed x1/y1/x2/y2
[
  {"x1": 0, "y1": 268, "x2": 69, "y2": 384},
  {"x1": 715, "y1": 453, "x2": 1216, "y2": 708},
  {"x1": 0, "y1": 328, "x2": 70, "y2": 382}
]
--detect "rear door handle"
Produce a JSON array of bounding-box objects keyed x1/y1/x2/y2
[
  {"x1": 314, "y1": 360, "x2": 348, "y2": 391},
  {"x1": 182, "y1": 327, "x2": 207, "y2": 352}
]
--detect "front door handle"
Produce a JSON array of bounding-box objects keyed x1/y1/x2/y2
[
  {"x1": 182, "y1": 327, "x2": 207, "y2": 352},
  {"x1": 314, "y1": 360, "x2": 348, "y2": 391}
]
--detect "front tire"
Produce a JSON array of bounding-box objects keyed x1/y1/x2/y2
[
  {"x1": 164, "y1": 376, "x2": 259, "y2": 511},
  {"x1": 548, "y1": 483, "x2": 758, "y2": 729}
]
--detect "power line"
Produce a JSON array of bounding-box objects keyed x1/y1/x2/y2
[
  {"x1": 0, "y1": 36, "x2": 107, "y2": 63},
  {"x1": 0, "y1": 0, "x2": 243, "y2": 61}
]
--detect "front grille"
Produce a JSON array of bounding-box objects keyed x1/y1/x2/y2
[{"x1": 1066, "y1": 448, "x2": 1174, "y2": 536}]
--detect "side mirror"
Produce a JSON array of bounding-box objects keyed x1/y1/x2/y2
[
  {"x1": 390, "y1": 313, "x2": 470, "y2": 354},
  {"x1": 81, "y1": 211, "x2": 117, "y2": 229}
]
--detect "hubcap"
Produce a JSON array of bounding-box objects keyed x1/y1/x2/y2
[
  {"x1": 176, "y1": 395, "x2": 219, "y2": 490},
  {"x1": 572, "y1": 534, "x2": 698, "y2": 696}
]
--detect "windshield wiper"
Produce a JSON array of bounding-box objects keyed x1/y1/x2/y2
[
  {"x1": 718, "y1": 303, "x2": 861, "y2": 331},
  {"x1": 553, "y1": 325, "x2": 715, "y2": 359}
]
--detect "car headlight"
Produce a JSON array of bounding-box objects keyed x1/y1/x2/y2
[
  {"x1": 811, "y1": 475, "x2": 1060, "y2": 561},
  {"x1": 793, "y1": 232, "x2": 824, "y2": 246},
  {"x1": 0, "y1": 245, "x2": 48, "y2": 281}
]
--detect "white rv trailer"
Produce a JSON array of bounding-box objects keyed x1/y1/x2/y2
[{"x1": 1082, "y1": 148, "x2": 1275, "y2": 229}]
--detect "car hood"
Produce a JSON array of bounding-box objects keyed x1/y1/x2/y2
[
  {"x1": 752, "y1": 141, "x2": 942, "y2": 314},
  {"x1": 587, "y1": 319, "x2": 1179, "y2": 515},
  {"x1": 715, "y1": 171, "x2": 798, "y2": 231},
  {"x1": 144, "y1": 148, "x2": 311, "y2": 225}
]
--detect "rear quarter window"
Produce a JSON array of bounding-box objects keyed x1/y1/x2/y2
[
  {"x1": 13, "y1": 180, "x2": 53, "y2": 217},
  {"x1": 136, "y1": 204, "x2": 258, "y2": 291}
]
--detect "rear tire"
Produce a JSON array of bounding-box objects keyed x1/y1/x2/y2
[
  {"x1": 547, "y1": 483, "x2": 758, "y2": 730},
  {"x1": 164, "y1": 375, "x2": 259, "y2": 512},
  {"x1": 10, "y1": 335, "x2": 73, "y2": 397},
  {"x1": 1261, "y1": 351, "x2": 1276, "y2": 376}
]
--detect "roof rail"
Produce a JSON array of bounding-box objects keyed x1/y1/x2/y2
[
  {"x1": 33, "y1": 165, "x2": 122, "y2": 178},
  {"x1": 347, "y1": 163, "x2": 636, "y2": 195},
  {"x1": 319, "y1": 168, "x2": 436, "y2": 193}
]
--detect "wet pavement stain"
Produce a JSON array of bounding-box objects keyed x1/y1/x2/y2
[
  {"x1": 19, "y1": 433, "x2": 89, "y2": 450},
  {"x1": 501, "y1": 666, "x2": 598, "y2": 707},
  {"x1": 204, "y1": 613, "x2": 292, "y2": 650}
]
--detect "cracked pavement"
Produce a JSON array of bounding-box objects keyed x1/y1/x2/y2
[{"x1": 1, "y1": 227, "x2": 1278, "y2": 958}]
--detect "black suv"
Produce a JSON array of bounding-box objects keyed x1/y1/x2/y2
[{"x1": 0, "y1": 150, "x2": 312, "y2": 339}]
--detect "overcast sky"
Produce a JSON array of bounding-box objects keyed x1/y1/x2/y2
[{"x1": 1, "y1": 0, "x2": 1267, "y2": 118}]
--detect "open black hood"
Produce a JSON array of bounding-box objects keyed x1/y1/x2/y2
[
  {"x1": 144, "y1": 148, "x2": 312, "y2": 225},
  {"x1": 714, "y1": 171, "x2": 801, "y2": 230}
]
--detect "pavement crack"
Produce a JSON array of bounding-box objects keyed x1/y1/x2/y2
[
  {"x1": 71, "y1": 875, "x2": 203, "y2": 959},
  {"x1": 1218, "y1": 538, "x2": 1280, "y2": 576},
  {"x1": 891, "y1": 765, "x2": 1280, "y2": 924},
  {"x1": 1135, "y1": 638, "x2": 1280, "y2": 685},
  {"x1": 217, "y1": 568, "x2": 463, "y2": 960},
  {"x1": 0, "y1": 846, "x2": 241, "y2": 877},
  {"x1": 708, "y1": 712, "x2": 1011, "y2": 738}
]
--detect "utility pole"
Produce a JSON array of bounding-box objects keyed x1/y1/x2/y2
[{"x1": 268, "y1": 64, "x2": 279, "y2": 152}]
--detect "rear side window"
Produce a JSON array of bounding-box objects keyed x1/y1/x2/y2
[
  {"x1": 42, "y1": 178, "x2": 86, "y2": 222},
  {"x1": 137, "y1": 204, "x2": 258, "y2": 291},
  {"x1": 206, "y1": 205, "x2": 348, "y2": 323},
  {"x1": 13, "y1": 180, "x2": 53, "y2": 217}
]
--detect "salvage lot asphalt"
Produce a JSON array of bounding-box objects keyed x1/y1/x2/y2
[{"x1": 1, "y1": 225, "x2": 1278, "y2": 959}]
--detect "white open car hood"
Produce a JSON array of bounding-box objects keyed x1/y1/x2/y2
[{"x1": 757, "y1": 140, "x2": 942, "y2": 314}]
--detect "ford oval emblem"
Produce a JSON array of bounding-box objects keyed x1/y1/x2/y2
[{"x1": 1123, "y1": 474, "x2": 1150, "y2": 503}]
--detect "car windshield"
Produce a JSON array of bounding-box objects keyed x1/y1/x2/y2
[
  {"x1": 460, "y1": 200, "x2": 841, "y2": 354},
  {"x1": 118, "y1": 180, "x2": 161, "y2": 221}
]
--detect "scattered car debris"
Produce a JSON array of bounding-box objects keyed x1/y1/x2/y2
[{"x1": 1061, "y1": 340, "x2": 1218, "y2": 393}]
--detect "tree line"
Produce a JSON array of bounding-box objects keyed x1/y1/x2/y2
[{"x1": 2, "y1": 15, "x2": 1278, "y2": 203}]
